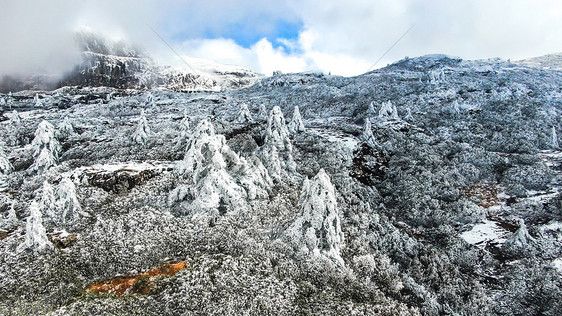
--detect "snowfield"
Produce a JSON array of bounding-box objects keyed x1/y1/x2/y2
[{"x1": 1, "y1": 53, "x2": 562, "y2": 315}]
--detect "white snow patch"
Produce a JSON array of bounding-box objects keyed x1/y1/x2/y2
[
  {"x1": 309, "y1": 128, "x2": 359, "y2": 150},
  {"x1": 461, "y1": 220, "x2": 510, "y2": 248},
  {"x1": 552, "y1": 258, "x2": 562, "y2": 273}
]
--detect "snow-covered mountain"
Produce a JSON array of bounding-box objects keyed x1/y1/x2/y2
[
  {"x1": 1, "y1": 53, "x2": 562, "y2": 315},
  {"x1": 516, "y1": 52, "x2": 562, "y2": 71},
  {"x1": 1, "y1": 31, "x2": 260, "y2": 93}
]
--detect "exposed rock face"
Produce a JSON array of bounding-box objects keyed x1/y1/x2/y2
[
  {"x1": 16, "y1": 202, "x2": 54, "y2": 254},
  {"x1": 288, "y1": 106, "x2": 305, "y2": 134},
  {"x1": 286, "y1": 169, "x2": 344, "y2": 266}
]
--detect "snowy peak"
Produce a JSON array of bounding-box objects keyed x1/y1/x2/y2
[{"x1": 516, "y1": 52, "x2": 562, "y2": 71}]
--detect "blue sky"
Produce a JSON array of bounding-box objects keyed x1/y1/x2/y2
[{"x1": 1, "y1": 0, "x2": 562, "y2": 76}]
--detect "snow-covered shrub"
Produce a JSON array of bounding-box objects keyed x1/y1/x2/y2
[
  {"x1": 288, "y1": 106, "x2": 305, "y2": 134},
  {"x1": 16, "y1": 201, "x2": 53, "y2": 254},
  {"x1": 286, "y1": 169, "x2": 344, "y2": 266}
]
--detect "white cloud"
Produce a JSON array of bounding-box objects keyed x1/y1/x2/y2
[{"x1": 1, "y1": 0, "x2": 562, "y2": 77}]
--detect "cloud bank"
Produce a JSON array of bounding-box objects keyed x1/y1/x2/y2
[{"x1": 1, "y1": 0, "x2": 561, "y2": 77}]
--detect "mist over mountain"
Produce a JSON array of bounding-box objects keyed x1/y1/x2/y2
[
  {"x1": 1, "y1": 40, "x2": 562, "y2": 315},
  {"x1": 0, "y1": 31, "x2": 260, "y2": 94}
]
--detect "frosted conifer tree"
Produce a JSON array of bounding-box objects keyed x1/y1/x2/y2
[
  {"x1": 552, "y1": 126, "x2": 559, "y2": 149},
  {"x1": 40, "y1": 181, "x2": 57, "y2": 223},
  {"x1": 34, "y1": 93, "x2": 43, "y2": 107},
  {"x1": 0, "y1": 142, "x2": 12, "y2": 191},
  {"x1": 132, "y1": 110, "x2": 151, "y2": 144},
  {"x1": 2, "y1": 202, "x2": 19, "y2": 229},
  {"x1": 502, "y1": 219, "x2": 535, "y2": 255},
  {"x1": 16, "y1": 202, "x2": 53, "y2": 254},
  {"x1": 288, "y1": 106, "x2": 305, "y2": 134},
  {"x1": 362, "y1": 119, "x2": 377, "y2": 148},
  {"x1": 405, "y1": 108, "x2": 414, "y2": 121},
  {"x1": 378, "y1": 101, "x2": 399, "y2": 121},
  {"x1": 235, "y1": 103, "x2": 253, "y2": 124},
  {"x1": 30, "y1": 120, "x2": 61, "y2": 173},
  {"x1": 58, "y1": 116, "x2": 75, "y2": 137},
  {"x1": 146, "y1": 92, "x2": 155, "y2": 107},
  {"x1": 0, "y1": 142, "x2": 12, "y2": 175},
  {"x1": 171, "y1": 119, "x2": 247, "y2": 213},
  {"x1": 11, "y1": 110, "x2": 21, "y2": 126},
  {"x1": 286, "y1": 169, "x2": 344, "y2": 266},
  {"x1": 0, "y1": 96, "x2": 5, "y2": 107},
  {"x1": 257, "y1": 104, "x2": 268, "y2": 121},
  {"x1": 366, "y1": 101, "x2": 376, "y2": 118},
  {"x1": 57, "y1": 177, "x2": 86, "y2": 225},
  {"x1": 176, "y1": 110, "x2": 191, "y2": 148},
  {"x1": 258, "y1": 106, "x2": 296, "y2": 181}
]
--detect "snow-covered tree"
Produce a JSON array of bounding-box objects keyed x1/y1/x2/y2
[
  {"x1": 366, "y1": 101, "x2": 376, "y2": 118},
  {"x1": 29, "y1": 120, "x2": 61, "y2": 173},
  {"x1": 258, "y1": 106, "x2": 296, "y2": 181},
  {"x1": 0, "y1": 142, "x2": 12, "y2": 175},
  {"x1": 257, "y1": 104, "x2": 268, "y2": 121},
  {"x1": 175, "y1": 109, "x2": 191, "y2": 148},
  {"x1": 58, "y1": 116, "x2": 75, "y2": 137},
  {"x1": 378, "y1": 101, "x2": 400, "y2": 121},
  {"x1": 40, "y1": 181, "x2": 57, "y2": 223},
  {"x1": 146, "y1": 92, "x2": 155, "y2": 107},
  {"x1": 552, "y1": 126, "x2": 559, "y2": 149},
  {"x1": 11, "y1": 110, "x2": 21, "y2": 126},
  {"x1": 0, "y1": 96, "x2": 5, "y2": 107},
  {"x1": 171, "y1": 119, "x2": 247, "y2": 213},
  {"x1": 362, "y1": 119, "x2": 377, "y2": 148},
  {"x1": 16, "y1": 202, "x2": 53, "y2": 254},
  {"x1": 1, "y1": 202, "x2": 19, "y2": 230},
  {"x1": 502, "y1": 219, "x2": 536, "y2": 256},
  {"x1": 286, "y1": 169, "x2": 344, "y2": 266},
  {"x1": 34, "y1": 93, "x2": 43, "y2": 107},
  {"x1": 132, "y1": 110, "x2": 151, "y2": 144},
  {"x1": 405, "y1": 108, "x2": 414, "y2": 121},
  {"x1": 235, "y1": 103, "x2": 253, "y2": 124},
  {"x1": 288, "y1": 106, "x2": 305, "y2": 134},
  {"x1": 56, "y1": 177, "x2": 86, "y2": 225}
]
